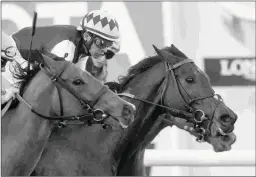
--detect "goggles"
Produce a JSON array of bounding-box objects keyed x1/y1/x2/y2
[
  {"x1": 1, "y1": 46, "x2": 17, "y2": 60},
  {"x1": 1, "y1": 46, "x2": 17, "y2": 67},
  {"x1": 93, "y1": 36, "x2": 113, "y2": 50}
]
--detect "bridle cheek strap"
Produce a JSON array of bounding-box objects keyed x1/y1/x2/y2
[{"x1": 164, "y1": 61, "x2": 193, "y2": 110}]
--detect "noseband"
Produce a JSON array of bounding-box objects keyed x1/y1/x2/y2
[
  {"x1": 16, "y1": 57, "x2": 109, "y2": 127},
  {"x1": 118, "y1": 59, "x2": 225, "y2": 142}
]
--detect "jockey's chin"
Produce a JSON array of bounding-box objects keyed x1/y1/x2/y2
[{"x1": 91, "y1": 56, "x2": 107, "y2": 68}]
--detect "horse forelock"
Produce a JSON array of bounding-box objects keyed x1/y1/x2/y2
[{"x1": 8, "y1": 52, "x2": 64, "y2": 110}]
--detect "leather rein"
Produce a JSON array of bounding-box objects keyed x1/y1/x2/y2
[
  {"x1": 118, "y1": 59, "x2": 224, "y2": 142},
  {"x1": 15, "y1": 57, "x2": 109, "y2": 126}
]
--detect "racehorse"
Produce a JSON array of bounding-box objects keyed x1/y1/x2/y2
[
  {"x1": 115, "y1": 45, "x2": 237, "y2": 175},
  {"x1": 31, "y1": 44, "x2": 237, "y2": 176},
  {"x1": 1, "y1": 50, "x2": 136, "y2": 176}
]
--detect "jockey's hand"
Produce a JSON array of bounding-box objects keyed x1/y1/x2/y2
[{"x1": 1, "y1": 87, "x2": 19, "y2": 104}]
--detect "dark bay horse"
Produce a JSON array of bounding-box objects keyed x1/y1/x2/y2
[
  {"x1": 1, "y1": 51, "x2": 136, "y2": 176},
  {"x1": 31, "y1": 44, "x2": 237, "y2": 176},
  {"x1": 115, "y1": 44, "x2": 237, "y2": 175}
]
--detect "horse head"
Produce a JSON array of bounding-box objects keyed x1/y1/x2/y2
[
  {"x1": 26, "y1": 45, "x2": 237, "y2": 176},
  {"x1": 152, "y1": 44, "x2": 237, "y2": 152},
  {"x1": 13, "y1": 50, "x2": 136, "y2": 129}
]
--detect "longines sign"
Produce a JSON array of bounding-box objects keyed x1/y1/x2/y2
[{"x1": 204, "y1": 57, "x2": 255, "y2": 86}]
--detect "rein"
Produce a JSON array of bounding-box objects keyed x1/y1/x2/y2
[
  {"x1": 15, "y1": 94, "x2": 100, "y2": 122},
  {"x1": 13, "y1": 55, "x2": 108, "y2": 125},
  {"x1": 118, "y1": 58, "x2": 223, "y2": 144},
  {"x1": 118, "y1": 92, "x2": 193, "y2": 120},
  {"x1": 4, "y1": 13, "x2": 108, "y2": 127}
]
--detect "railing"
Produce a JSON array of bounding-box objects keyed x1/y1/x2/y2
[{"x1": 144, "y1": 150, "x2": 256, "y2": 167}]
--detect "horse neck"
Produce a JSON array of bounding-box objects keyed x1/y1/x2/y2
[
  {"x1": 17, "y1": 71, "x2": 56, "y2": 129},
  {"x1": 1, "y1": 71, "x2": 57, "y2": 175},
  {"x1": 138, "y1": 107, "x2": 167, "y2": 150},
  {"x1": 114, "y1": 62, "x2": 167, "y2": 162}
]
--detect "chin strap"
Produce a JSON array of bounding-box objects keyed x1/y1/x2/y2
[{"x1": 82, "y1": 31, "x2": 94, "y2": 54}]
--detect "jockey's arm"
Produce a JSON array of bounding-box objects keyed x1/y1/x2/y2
[
  {"x1": 18, "y1": 49, "x2": 65, "y2": 63},
  {"x1": 16, "y1": 41, "x2": 76, "y2": 63}
]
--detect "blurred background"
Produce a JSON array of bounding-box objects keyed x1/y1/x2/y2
[{"x1": 1, "y1": 1, "x2": 255, "y2": 176}]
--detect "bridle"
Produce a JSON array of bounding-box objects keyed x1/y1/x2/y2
[
  {"x1": 15, "y1": 55, "x2": 109, "y2": 127},
  {"x1": 8, "y1": 12, "x2": 109, "y2": 128},
  {"x1": 162, "y1": 59, "x2": 226, "y2": 142},
  {"x1": 118, "y1": 58, "x2": 225, "y2": 143}
]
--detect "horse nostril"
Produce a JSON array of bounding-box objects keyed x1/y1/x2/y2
[
  {"x1": 221, "y1": 135, "x2": 231, "y2": 142},
  {"x1": 220, "y1": 114, "x2": 233, "y2": 123}
]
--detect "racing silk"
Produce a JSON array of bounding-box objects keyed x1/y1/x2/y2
[
  {"x1": 76, "y1": 55, "x2": 108, "y2": 83},
  {"x1": 10, "y1": 25, "x2": 107, "y2": 82},
  {"x1": 12, "y1": 25, "x2": 84, "y2": 63}
]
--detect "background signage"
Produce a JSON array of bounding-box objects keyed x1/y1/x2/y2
[{"x1": 204, "y1": 57, "x2": 255, "y2": 86}]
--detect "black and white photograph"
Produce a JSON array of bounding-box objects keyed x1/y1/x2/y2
[{"x1": 1, "y1": 1, "x2": 255, "y2": 176}]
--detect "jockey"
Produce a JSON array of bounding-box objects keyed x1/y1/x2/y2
[
  {"x1": 1, "y1": 31, "x2": 20, "y2": 105},
  {"x1": 11, "y1": 10, "x2": 120, "y2": 83}
]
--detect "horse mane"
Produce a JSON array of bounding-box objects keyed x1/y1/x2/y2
[
  {"x1": 105, "y1": 44, "x2": 187, "y2": 92},
  {"x1": 6, "y1": 60, "x2": 41, "y2": 110},
  {"x1": 105, "y1": 55, "x2": 161, "y2": 92},
  {"x1": 119, "y1": 54, "x2": 162, "y2": 89},
  {"x1": 7, "y1": 50, "x2": 65, "y2": 110},
  {"x1": 111, "y1": 45, "x2": 189, "y2": 169}
]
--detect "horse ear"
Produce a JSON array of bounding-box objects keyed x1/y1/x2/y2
[
  {"x1": 152, "y1": 44, "x2": 169, "y2": 62},
  {"x1": 169, "y1": 44, "x2": 188, "y2": 59},
  {"x1": 41, "y1": 52, "x2": 57, "y2": 70}
]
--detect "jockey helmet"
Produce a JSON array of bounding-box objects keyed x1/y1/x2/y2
[{"x1": 77, "y1": 10, "x2": 120, "y2": 42}]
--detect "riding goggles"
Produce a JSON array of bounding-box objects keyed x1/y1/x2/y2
[
  {"x1": 93, "y1": 37, "x2": 113, "y2": 50},
  {"x1": 1, "y1": 46, "x2": 17, "y2": 67},
  {"x1": 1, "y1": 46, "x2": 17, "y2": 59}
]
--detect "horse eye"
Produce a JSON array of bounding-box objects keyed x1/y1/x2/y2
[
  {"x1": 186, "y1": 77, "x2": 194, "y2": 83},
  {"x1": 72, "y1": 79, "x2": 85, "y2": 85}
]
